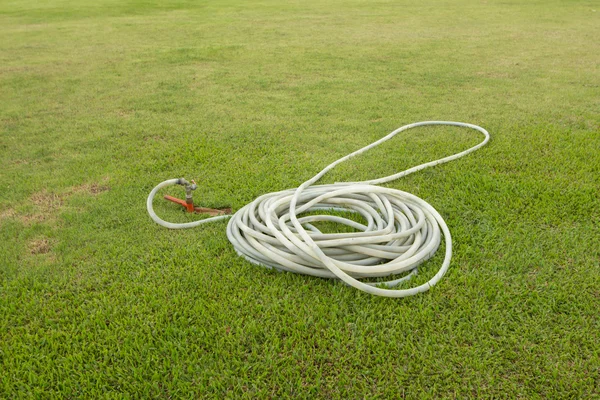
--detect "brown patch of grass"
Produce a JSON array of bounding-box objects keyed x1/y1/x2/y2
[
  {"x1": 116, "y1": 109, "x2": 134, "y2": 118},
  {"x1": 143, "y1": 135, "x2": 166, "y2": 142},
  {"x1": 0, "y1": 208, "x2": 16, "y2": 219},
  {"x1": 70, "y1": 182, "x2": 110, "y2": 195},
  {"x1": 29, "y1": 238, "x2": 52, "y2": 255},
  {"x1": 475, "y1": 70, "x2": 514, "y2": 79},
  {"x1": 30, "y1": 190, "x2": 65, "y2": 212},
  {"x1": 20, "y1": 179, "x2": 110, "y2": 225},
  {"x1": 21, "y1": 213, "x2": 49, "y2": 225},
  {"x1": 24, "y1": 190, "x2": 65, "y2": 224}
]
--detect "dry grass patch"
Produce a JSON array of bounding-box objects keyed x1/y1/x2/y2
[
  {"x1": 19, "y1": 180, "x2": 110, "y2": 225},
  {"x1": 70, "y1": 182, "x2": 110, "y2": 196},
  {"x1": 0, "y1": 208, "x2": 16, "y2": 219},
  {"x1": 30, "y1": 190, "x2": 65, "y2": 213},
  {"x1": 28, "y1": 238, "x2": 52, "y2": 255}
]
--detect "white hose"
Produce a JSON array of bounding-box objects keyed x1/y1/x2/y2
[{"x1": 147, "y1": 121, "x2": 489, "y2": 297}]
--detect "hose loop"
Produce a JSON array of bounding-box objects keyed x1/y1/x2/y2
[{"x1": 147, "y1": 121, "x2": 490, "y2": 297}]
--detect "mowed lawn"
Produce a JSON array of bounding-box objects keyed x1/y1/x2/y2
[{"x1": 1, "y1": 0, "x2": 599, "y2": 397}]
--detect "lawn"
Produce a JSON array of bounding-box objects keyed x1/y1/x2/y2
[{"x1": 1, "y1": 0, "x2": 599, "y2": 397}]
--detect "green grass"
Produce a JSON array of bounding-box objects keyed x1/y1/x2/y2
[{"x1": 1, "y1": 0, "x2": 599, "y2": 397}]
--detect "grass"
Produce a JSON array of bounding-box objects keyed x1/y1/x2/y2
[{"x1": 1, "y1": 0, "x2": 599, "y2": 397}]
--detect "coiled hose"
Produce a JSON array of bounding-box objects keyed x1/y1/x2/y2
[{"x1": 147, "y1": 121, "x2": 489, "y2": 297}]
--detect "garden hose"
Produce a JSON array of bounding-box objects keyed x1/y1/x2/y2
[{"x1": 147, "y1": 121, "x2": 489, "y2": 297}]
